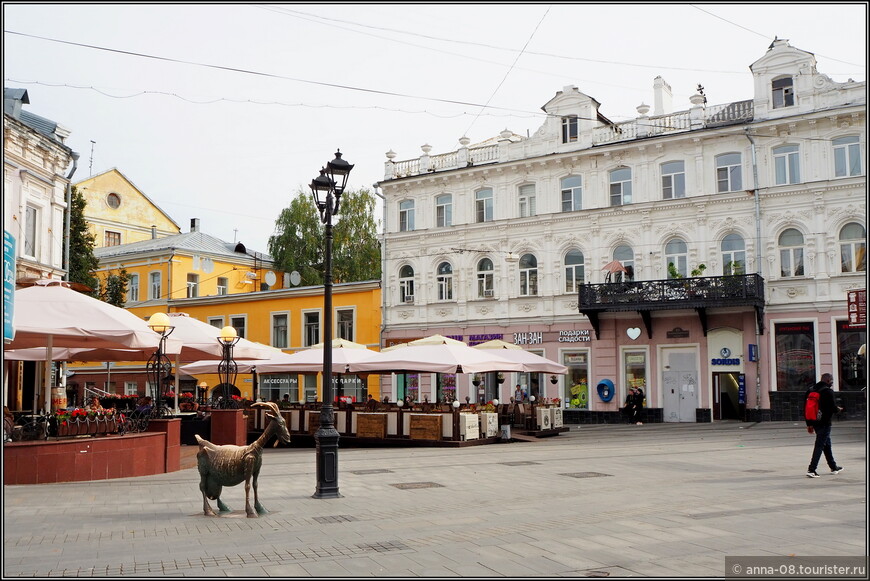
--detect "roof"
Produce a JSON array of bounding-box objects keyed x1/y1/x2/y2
[{"x1": 94, "y1": 230, "x2": 272, "y2": 262}]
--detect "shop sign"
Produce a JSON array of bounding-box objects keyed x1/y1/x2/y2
[
  {"x1": 564, "y1": 352, "x2": 587, "y2": 364},
  {"x1": 666, "y1": 327, "x2": 690, "y2": 338},
  {"x1": 513, "y1": 331, "x2": 543, "y2": 345},
  {"x1": 558, "y1": 330, "x2": 590, "y2": 343},
  {"x1": 847, "y1": 289, "x2": 866, "y2": 327},
  {"x1": 4, "y1": 231, "x2": 14, "y2": 344},
  {"x1": 748, "y1": 344, "x2": 758, "y2": 362},
  {"x1": 738, "y1": 375, "x2": 746, "y2": 404},
  {"x1": 711, "y1": 347, "x2": 740, "y2": 365},
  {"x1": 468, "y1": 333, "x2": 503, "y2": 345}
]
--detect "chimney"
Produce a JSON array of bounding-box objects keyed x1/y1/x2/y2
[
  {"x1": 151, "y1": 225, "x2": 157, "y2": 239},
  {"x1": 190, "y1": 218, "x2": 200, "y2": 233},
  {"x1": 653, "y1": 76, "x2": 672, "y2": 116}
]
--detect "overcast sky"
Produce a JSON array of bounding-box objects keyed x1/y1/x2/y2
[{"x1": 4, "y1": 3, "x2": 866, "y2": 255}]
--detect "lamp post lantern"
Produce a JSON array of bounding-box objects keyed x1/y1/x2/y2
[
  {"x1": 145, "y1": 312, "x2": 174, "y2": 418},
  {"x1": 216, "y1": 325, "x2": 240, "y2": 408},
  {"x1": 310, "y1": 149, "x2": 353, "y2": 499}
]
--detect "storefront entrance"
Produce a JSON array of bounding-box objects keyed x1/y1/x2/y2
[{"x1": 713, "y1": 372, "x2": 741, "y2": 420}]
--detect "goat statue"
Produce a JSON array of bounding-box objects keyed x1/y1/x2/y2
[{"x1": 195, "y1": 401, "x2": 291, "y2": 518}]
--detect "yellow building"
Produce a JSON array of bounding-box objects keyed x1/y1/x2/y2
[{"x1": 74, "y1": 168, "x2": 180, "y2": 248}]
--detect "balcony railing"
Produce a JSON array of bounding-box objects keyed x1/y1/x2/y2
[{"x1": 578, "y1": 274, "x2": 765, "y2": 338}]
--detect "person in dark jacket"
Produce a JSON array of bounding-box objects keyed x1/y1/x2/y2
[{"x1": 805, "y1": 373, "x2": 844, "y2": 478}]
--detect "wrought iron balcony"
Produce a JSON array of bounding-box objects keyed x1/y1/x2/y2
[{"x1": 578, "y1": 274, "x2": 765, "y2": 339}]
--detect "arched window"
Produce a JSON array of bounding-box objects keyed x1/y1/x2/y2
[
  {"x1": 477, "y1": 258, "x2": 494, "y2": 298},
  {"x1": 519, "y1": 254, "x2": 538, "y2": 296},
  {"x1": 611, "y1": 245, "x2": 634, "y2": 282},
  {"x1": 833, "y1": 136, "x2": 862, "y2": 177},
  {"x1": 609, "y1": 167, "x2": 632, "y2": 206},
  {"x1": 564, "y1": 250, "x2": 585, "y2": 293},
  {"x1": 772, "y1": 76, "x2": 794, "y2": 108},
  {"x1": 721, "y1": 234, "x2": 746, "y2": 275},
  {"x1": 773, "y1": 144, "x2": 800, "y2": 185},
  {"x1": 839, "y1": 222, "x2": 866, "y2": 273},
  {"x1": 399, "y1": 265, "x2": 415, "y2": 303},
  {"x1": 716, "y1": 153, "x2": 742, "y2": 193},
  {"x1": 561, "y1": 175, "x2": 582, "y2": 212},
  {"x1": 665, "y1": 238, "x2": 688, "y2": 278},
  {"x1": 399, "y1": 200, "x2": 415, "y2": 232},
  {"x1": 437, "y1": 262, "x2": 453, "y2": 301},
  {"x1": 779, "y1": 228, "x2": 805, "y2": 277},
  {"x1": 435, "y1": 194, "x2": 452, "y2": 228}
]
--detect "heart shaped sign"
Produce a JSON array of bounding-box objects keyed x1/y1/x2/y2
[{"x1": 627, "y1": 327, "x2": 641, "y2": 340}]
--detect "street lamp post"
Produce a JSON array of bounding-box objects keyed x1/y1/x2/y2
[
  {"x1": 309, "y1": 149, "x2": 354, "y2": 499},
  {"x1": 216, "y1": 325, "x2": 240, "y2": 409},
  {"x1": 146, "y1": 312, "x2": 175, "y2": 418}
]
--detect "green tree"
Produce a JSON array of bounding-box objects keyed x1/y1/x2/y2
[
  {"x1": 66, "y1": 186, "x2": 100, "y2": 294},
  {"x1": 268, "y1": 187, "x2": 381, "y2": 286},
  {"x1": 100, "y1": 269, "x2": 129, "y2": 307}
]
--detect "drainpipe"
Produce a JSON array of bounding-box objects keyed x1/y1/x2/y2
[
  {"x1": 63, "y1": 152, "x2": 80, "y2": 281},
  {"x1": 372, "y1": 183, "x2": 388, "y2": 396},
  {"x1": 745, "y1": 129, "x2": 763, "y2": 414}
]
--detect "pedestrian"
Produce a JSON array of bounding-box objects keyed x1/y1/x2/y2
[
  {"x1": 514, "y1": 384, "x2": 523, "y2": 402},
  {"x1": 805, "y1": 372, "x2": 844, "y2": 478},
  {"x1": 633, "y1": 386, "x2": 645, "y2": 425},
  {"x1": 623, "y1": 388, "x2": 638, "y2": 424}
]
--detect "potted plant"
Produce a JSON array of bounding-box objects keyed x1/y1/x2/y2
[{"x1": 472, "y1": 374, "x2": 481, "y2": 387}]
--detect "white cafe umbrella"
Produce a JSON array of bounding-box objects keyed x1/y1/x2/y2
[{"x1": 472, "y1": 339, "x2": 568, "y2": 374}]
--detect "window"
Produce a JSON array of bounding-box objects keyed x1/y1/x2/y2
[
  {"x1": 399, "y1": 200, "x2": 415, "y2": 232},
  {"x1": 127, "y1": 274, "x2": 139, "y2": 303},
  {"x1": 665, "y1": 238, "x2": 688, "y2": 278},
  {"x1": 833, "y1": 136, "x2": 862, "y2": 177},
  {"x1": 437, "y1": 262, "x2": 453, "y2": 301},
  {"x1": 564, "y1": 250, "x2": 585, "y2": 293},
  {"x1": 337, "y1": 309, "x2": 354, "y2": 341},
  {"x1": 771, "y1": 77, "x2": 794, "y2": 109},
  {"x1": 779, "y1": 228, "x2": 805, "y2": 277},
  {"x1": 839, "y1": 222, "x2": 866, "y2": 273},
  {"x1": 563, "y1": 351, "x2": 589, "y2": 409},
  {"x1": 475, "y1": 188, "x2": 493, "y2": 223},
  {"x1": 518, "y1": 184, "x2": 536, "y2": 218},
  {"x1": 24, "y1": 205, "x2": 37, "y2": 256},
  {"x1": 217, "y1": 277, "x2": 228, "y2": 296},
  {"x1": 519, "y1": 254, "x2": 538, "y2": 296},
  {"x1": 623, "y1": 349, "x2": 648, "y2": 402},
  {"x1": 208, "y1": 317, "x2": 223, "y2": 329},
  {"x1": 104, "y1": 231, "x2": 121, "y2": 247},
  {"x1": 149, "y1": 272, "x2": 161, "y2": 300},
  {"x1": 303, "y1": 312, "x2": 319, "y2": 346},
  {"x1": 609, "y1": 167, "x2": 632, "y2": 206},
  {"x1": 661, "y1": 161, "x2": 686, "y2": 199},
  {"x1": 561, "y1": 175, "x2": 582, "y2": 212},
  {"x1": 610, "y1": 245, "x2": 634, "y2": 283},
  {"x1": 186, "y1": 273, "x2": 199, "y2": 298},
  {"x1": 774, "y1": 322, "x2": 815, "y2": 390},
  {"x1": 716, "y1": 153, "x2": 742, "y2": 193},
  {"x1": 836, "y1": 320, "x2": 866, "y2": 391},
  {"x1": 773, "y1": 144, "x2": 800, "y2": 185},
  {"x1": 124, "y1": 381, "x2": 138, "y2": 396},
  {"x1": 230, "y1": 316, "x2": 247, "y2": 339},
  {"x1": 399, "y1": 265, "x2": 415, "y2": 303},
  {"x1": 561, "y1": 116, "x2": 579, "y2": 143},
  {"x1": 477, "y1": 258, "x2": 494, "y2": 298},
  {"x1": 721, "y1": 234, "x2": 746, "y2": 275},
  {"x1": 106, "y1": 192, "x2": 121, "y2": 209},
  {"x1": 436, "y1": 194, "x2": 452, "y2": 227},
  {"x1": 272, "y1": 313, "x2": 288, "y2": 349}
]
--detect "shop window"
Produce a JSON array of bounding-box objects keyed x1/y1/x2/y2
[
  {"x1": 836, "y1": 320, "x2": 866, "y2": 391},
  {"x1": 564, "y1": 351, "x2": 590, "y2": 409},
  {"x1": 774, "y1": 322, "x2": 816, "y2": 390},
  {"x1": 623, "y1": 350, "x2": 648, "y2": 403}
]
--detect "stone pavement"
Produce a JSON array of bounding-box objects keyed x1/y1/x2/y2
[{"x1": 3, "y1": 420, "x2": 866, "y2": 578}]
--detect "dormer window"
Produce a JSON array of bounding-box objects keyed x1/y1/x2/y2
[
  {"x1": 561, "y1": 116, "x2": 579, "y2": 143},
  {"x1": 772, "y1": 77, "x2": 794, "y2": 109}
]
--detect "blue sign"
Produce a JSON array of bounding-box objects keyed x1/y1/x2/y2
[
  {"x1": 738, "y1": 374, "x2": 746, "y2": 405},
  {"x1": 748, "y1": 344, "x2": 758, "y2": 362},
  {"x1": 3, "y1": 231, "x2": 15, "y2": 343}
]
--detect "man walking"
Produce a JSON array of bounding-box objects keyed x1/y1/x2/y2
[{"x1": 805, "y1": 372, "x2": 844, "y2": 478}]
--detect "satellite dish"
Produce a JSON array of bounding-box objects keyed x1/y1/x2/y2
[
  {"x1": 290, "y1": 271, "x2": 301, "y2": 286},
  {"x1": 265, "y1": 271, "x2": 277, "y2": 286}
]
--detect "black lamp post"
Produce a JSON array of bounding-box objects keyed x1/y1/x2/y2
[
  {"x1": 216, "y1": 325, "x2": 240, "y2": 409},
  {"x1": 310, "y1": 149, "x2": 353, "y2": 499},
  {"x1": 145, "y1": 312, "x2": 174, "y2": 418}
]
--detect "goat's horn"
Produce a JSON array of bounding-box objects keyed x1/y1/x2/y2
[{"x1": 252, "y1": 401, "x2": 280, "y2": 417}]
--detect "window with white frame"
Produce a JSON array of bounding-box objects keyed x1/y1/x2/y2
[
  {"x1": 773, "y1": 144, "x2": 800, "y2": 185},
  {"x1": 217, "y1": 277, "x2": 228, "y2": 296},
  {"x1": 399, "y1": 200, "x2": 415, "y2": 232},
  {"x1": 186, "y1": 273, "x2": 199, "y2": 298},
  {"x1": 208, "y1": 317, "x2": 224, "y2": 329},
  {"x1": 609, "y1": 167, "x2": 632, "y2": 206},
  {"x1": 561, "y1": 175, "x2": 582, "y2": 212},
  {"x1": 772, "y1": 76, "x2": 794, "y2": 108},
  {"x1": 230, "y1": 315, "x2": 246, "y2": 339},
  {"x1": 149, "y1": 271, "x2": 161, "y2": 300},
  {"x1": 475, "y1": 188, "x2": 493, "y2": 223},
  {"x1": 611, "y1": 245, "x2": 634, "y2": 283},
  {"x1": 272, "y1": 313, "x2": 288, "y2": 348},
  {"x1": 564, "y1": 249, "x2": 585, "y2": 293},
  {"x1": 436, "y1": 194, "x2": 452, "y2": 227},
  {"x1": 24, "y1": 205, "x2": 37, "y2": 256},
  {"x1": 721, "y1": 234, "x2": 746, "y2": 275},
  {"x1": 665, "y1": 238, "x2": 688, "y2": 278},
  {"x1": 127, "y1": 274, "x2": 139, "y2": 303},
  {"x1": 519, "y1": 254, "x2": 538, "y2": 296},
  {"x1": 833, "y1": 136, "x2": 862, "y2": 177},
  {"x1": 716, "y1": 153, "x2": 742, "y2": 193},
  {"x1": 839, "y1": 222, "x2": 866, "y2": 273},
  {"x1": 437, "y1": 262, "x2": 453, "y2": 301},
  {"x1": 562, "y1": 116, "x2": 579, "y2": 143},
  {"x1": 477, "y1": 258, "x2": 494, "y2": 298},
  {"x1": 303, "y1": 311, "x2": 320, "y2": 346},
  {"x1": 518, "y1": 184, "x2": 536, "y2": 218},
  {"x1": 661, "y1": 160, "x2": 686, "y2": 199},
  {"x1": 779, "y1": 228, "x2": 805, "y2": 277},
  {"x1": 124, "y1": 381, "x2": 138, "y2": 396},
  {"x1": 399, "y1": 265, "x2": 415, "y2": 303},
  {"x1": 337, "y1": 309, "x2": 354, "y2": 341}
]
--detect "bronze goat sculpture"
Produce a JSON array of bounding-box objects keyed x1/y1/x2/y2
[{"x1": 195, "y1": 401, "x2": 291, "y2": 518}]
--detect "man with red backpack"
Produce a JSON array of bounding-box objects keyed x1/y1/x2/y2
[{"x1": 804, "y1": 373, "x2": 844, "y2": 478}]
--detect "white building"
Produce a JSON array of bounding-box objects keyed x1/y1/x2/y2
[{"x1": 376, "y1": 40, "x2": 866, "y2": 423}]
